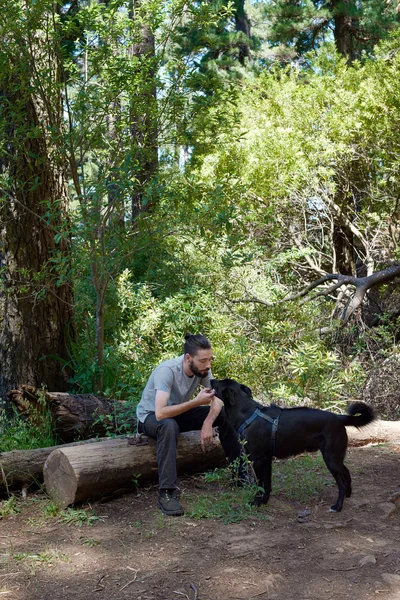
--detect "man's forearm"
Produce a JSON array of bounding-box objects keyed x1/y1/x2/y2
[
  {"x1": 155, "y1": 397, "x2": 202, "y2": 420},
  {"x1": 203, "y1": 397, "x2": 224, "y2": 426}
]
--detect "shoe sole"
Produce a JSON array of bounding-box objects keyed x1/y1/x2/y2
[{"x1": 157, "y1": 500, "x2": 184, "y2": 516}]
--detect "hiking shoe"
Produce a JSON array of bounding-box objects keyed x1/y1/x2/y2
[{"x1": 157, "y1": 490, "x2": 184, "y2": 516}]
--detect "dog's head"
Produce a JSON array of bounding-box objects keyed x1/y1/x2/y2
[{"x1": 210, "y1": 378, "x2": 253, "y2": 406}]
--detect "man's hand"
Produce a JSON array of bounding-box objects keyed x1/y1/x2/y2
[
  {"x1": 200, "y1": 420, "x2": 214, "y2": 452},
  {"x1": 194, "y1": 387, "x2": 215, "y2": 406},
  {"x1": 200, "y1": 396, "x2": 224, "y2": 452}
]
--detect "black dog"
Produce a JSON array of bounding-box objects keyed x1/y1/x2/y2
[{"x1": 211, "y1": 378, "x2": 376, "y2": 512}]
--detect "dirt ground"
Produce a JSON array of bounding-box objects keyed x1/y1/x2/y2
[{"x1": 0, "y1": 442, "x2": 399, "y2": 600}]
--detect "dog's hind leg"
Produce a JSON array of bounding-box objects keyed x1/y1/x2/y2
[
  {"x1": 321, "y1": 454, "x2": 348, "y2": 512},
  {"x1": 343, "y1": 465, "x2": 352, "y2": 498},
  {"x1": 251, "y1": 457, "x2": 272, "y2": 507}
]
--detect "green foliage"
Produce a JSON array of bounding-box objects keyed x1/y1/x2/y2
[
  {"x1": 57, "y1": 507, "x2": 100, "y2": 527},
  {"x1": 186, "y1": 488, "x2": 263, "y2": 524},
  {"x1": 0, "y1": 496, "x2": 20, "y2": 519},
  {"x1": 0, "y1": 404, "x2": 57, "y2": 453},
  {"x1": 257, "y1": 0, "x2": 400, "y2": 62}
]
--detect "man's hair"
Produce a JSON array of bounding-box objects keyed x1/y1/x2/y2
[{"x1": 184, "y1": 332, "x2": 211, "y2": 356}]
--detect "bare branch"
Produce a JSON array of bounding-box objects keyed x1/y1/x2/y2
[{"x1": 225, "y1": 264, "x2": 400, "y2": 326}]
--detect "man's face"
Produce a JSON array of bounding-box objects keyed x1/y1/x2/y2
[{"x1": 187, "y1": 348, "x2": 213, "y2": 377}]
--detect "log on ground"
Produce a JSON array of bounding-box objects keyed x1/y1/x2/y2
[
  {"x1": 0, "y1": 437, "x2": 125, "y2": 493},
  {"x1": 8, "y1": 385, "x2": 135, "y2": 442},
  {"x1": 43, "y1": 430, "x2": 226, "y2": 508}
]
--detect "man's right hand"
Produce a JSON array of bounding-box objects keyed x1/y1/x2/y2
[{"x1": 194, "y1": 387, "x2": 215, "y2": 406}]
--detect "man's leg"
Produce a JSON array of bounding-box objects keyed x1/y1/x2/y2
[{"x1": 140, "y1": 414, "x2": 184, "y2": 516}]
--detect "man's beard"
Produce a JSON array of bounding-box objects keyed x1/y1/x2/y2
[{"x1": 189, "y1": 359, "x2": 209, "y2": 378}]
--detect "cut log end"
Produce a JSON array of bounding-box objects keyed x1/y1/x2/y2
[{"x1": 44, "y1": 449, "x2": 78, "y2": 508}]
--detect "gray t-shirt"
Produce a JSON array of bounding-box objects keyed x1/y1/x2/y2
[{"x1": 136, "y1": 354, "x2": 212, "y2": 423}]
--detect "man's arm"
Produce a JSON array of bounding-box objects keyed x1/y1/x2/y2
[
  {"x1": 200, "y1": 396, "x2": 224, "y2": 451},
  {"x1": 155, "y1": 387, "x2": 215, "y2": 421}
]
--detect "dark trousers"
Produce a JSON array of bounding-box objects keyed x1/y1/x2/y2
[{"x1": 138, "y1": 407, "x2": 242, "y2": 490}]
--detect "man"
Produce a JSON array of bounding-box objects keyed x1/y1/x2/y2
[{"x1": 136, "y1": 332, "x2": 243, "y2": 516}]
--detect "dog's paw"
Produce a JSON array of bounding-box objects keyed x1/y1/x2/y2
[{"x1": 251, "y1": 494, "x2": 269, "y2": 508}]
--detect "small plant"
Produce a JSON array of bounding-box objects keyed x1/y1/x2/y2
[
  {"x1": 43, "y1": 501, "x2": 60, "y2": 518},
  {"x1": 57, "y1": 507, "x2": 100, "y2": 527},
  {"x1": 186, "y1": 487, "x2": 266, "y2": 524},
  {"x1": 204, "y1": 467, "x2": 231, "y2": 484},
  {"x1": 12, "y1": 549, "x2": 69, "y2": 575},
  {"x1": 81, "y1": 538, "x2": 101, "y2": 547},
  {"x1": 131, "y1": 473, "x2": 141, "y2": 487},
  {"x1": 0, "y1": 496, "x2": 20, "y2": 519},
  {"x1": 129, "y1": 519, "x2": 144, "y2": 528}
]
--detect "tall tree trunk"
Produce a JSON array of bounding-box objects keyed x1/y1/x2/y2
[
  {"x1": 332, "y1": 0, "x2": 355, "y2": 63},
  {"x1": 234, "y1": 0, "x2": 252, "y2": 65},
  {"x1": 0, "y1": 2, "x2": 74, "y2": 402},
  {"x1": 129, "y1": 0, "x2": 159, "y2": 222}
]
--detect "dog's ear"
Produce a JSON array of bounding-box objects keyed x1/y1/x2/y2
[
  {"x1": 223, "y1": 388, "x2": 236, "y2": 406},
  {"x1": 240, "y1": 384, "x2": 253, "y2": 398}
]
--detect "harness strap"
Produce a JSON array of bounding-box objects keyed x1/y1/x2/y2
[{"x1": 237, "y1": 408, "x2": 280, "y2": 457}]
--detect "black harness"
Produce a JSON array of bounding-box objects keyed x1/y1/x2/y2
[{"x1": 237, "y1": 408, "x2": 281, "y2": 457}]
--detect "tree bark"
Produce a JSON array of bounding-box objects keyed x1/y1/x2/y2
[
  {"x1": 0, "y1": 4, "x2": 74, "y2": 403},
  {"x1": 332, "y1": 0, "x2": 355, "y2": 63},
  {"x1": 129, "y1": 0, "x2": 158, "y2": 222},
  {"x1": 8, "y1": 386, "x2": 136, "y2": 443},
  {"x1": 234, "y1": 0, "x2": 252, "y2": 65},
  {"x1": 43, "y1": 432, "x2": 226, "y2": 508}
]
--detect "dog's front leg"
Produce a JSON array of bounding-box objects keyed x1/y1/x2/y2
[{"x1": 251, "y1": 457, "x2": 272, "y2": 507}]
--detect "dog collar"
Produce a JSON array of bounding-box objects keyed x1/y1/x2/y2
[{"x1": 237, "y1": 408, "x2": 280, "y2": 456}]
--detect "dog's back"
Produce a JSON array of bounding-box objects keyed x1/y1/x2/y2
[{"x1": 257, "y1": 403, "x2": 375, "y2": 458}]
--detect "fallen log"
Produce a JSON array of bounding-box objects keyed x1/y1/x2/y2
[
  {"x1": 345, "y1": 420, "x2": 400, "y2": 446},
  {"x1": 0, "y1": 437, "x2": 125, "y2": 494},
  {"x1": 7, "y1": 385, "x2": 135, "y2": 442},
  {"x1": 43, "y1": 431, "x2": 226, "y2": 508}
]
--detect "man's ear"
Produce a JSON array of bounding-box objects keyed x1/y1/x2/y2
[{"x1": 240, "y1": 384, "x2": 253, "y2": 398}]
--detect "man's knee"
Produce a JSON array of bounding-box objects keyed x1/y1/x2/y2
[{"x1": 157, "y1": 418, "x2": 180, "y2": 439}]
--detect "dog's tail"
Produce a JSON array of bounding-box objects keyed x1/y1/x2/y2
[{"x1": 339, "y1": 402, "x2": 376, "y2": 429}]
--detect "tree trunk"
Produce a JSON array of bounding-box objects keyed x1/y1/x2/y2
[
  {"x1": 234, "y1": 0, "x2": 252, "y2": 65},
  {"x1": 8, "y1": 386, "x2": 136, "y2": 443},
  {"x1": 332, "y1": 222, "x2": 355, "y2": 276},
  {"x1": 0, "y1": 4, "x2": 74, "y2": 404},
  {"x1": 129, "y1": 0, "x2": 159, "y2": 221},
  {"x1": 43, "y1": 432, "x2": 226, "y2": 508},
  {"x1": 333, "y1": 0, "x2": 355, "y2": 63}
]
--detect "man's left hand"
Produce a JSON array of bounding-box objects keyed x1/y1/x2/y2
[{"x1": 200, "y1": 421, "x2": 214, "y2": 452}]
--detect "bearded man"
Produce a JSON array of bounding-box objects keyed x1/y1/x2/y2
[{"x1": 136, "y1": 332, "x2": 243, "y2": 516}]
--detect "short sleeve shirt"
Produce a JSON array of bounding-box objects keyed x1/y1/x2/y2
[{"x1": 136, "y1": 355, "x2": 212, "y2": 423}]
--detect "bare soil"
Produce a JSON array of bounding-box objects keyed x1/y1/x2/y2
[{"x1": 0, "y1": 442, "x2": 399, "y2": 600}]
